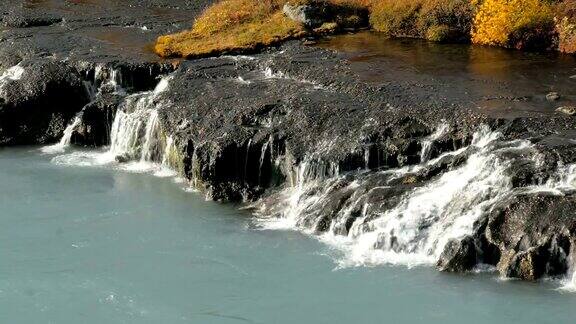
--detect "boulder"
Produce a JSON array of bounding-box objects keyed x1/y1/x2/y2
[
  {"x1": 546, "y1": 92, "x2": 560, "y2": 101},
  {"x1": 283, "y1": 1, "x2": 329, "y2": 29},
  {"x1": 283, "y1": 0, "x2": 368, "y2": 30},
  {"x1": 484, "y1": 194, "x2": 576, "y2": 281},
  {"x1": 437, "y1": 236, "x2": 478, "y2": 272},
  {"x1": 556, "y1": 106, "x2": 576, "y2": 116},
  {"x1": 0, "y1": 60, "x2": 90, "y2": 145},
  {"x1": 71, "y1": 93, "x2": 122, "y2": 147}
]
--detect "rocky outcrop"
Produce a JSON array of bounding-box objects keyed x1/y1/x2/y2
[
  {"x1": 283, "y1": 0, "x2": 369, "y2": 30},
  {"x1": 0, "y1": 60, "x2": 89, "y2": 145},
  {"x1": 483, "y1": 194, "x2": 576, "y2": 281},
  {"x1": 70, "y1": 93, "x2": 122, "y2": 147},
  {"x1": 437, "y1": 236, "x2": 478, "y2": 272},
  {"x1": 151, "y1": 43, "x2": 479, "y2": 202}
]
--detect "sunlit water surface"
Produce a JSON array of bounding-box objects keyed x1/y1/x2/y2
[{"x1": 2, "y1": 148, "x2": 576, "y2": 324}]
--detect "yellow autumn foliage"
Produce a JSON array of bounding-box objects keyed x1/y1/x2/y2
[
  {"x1": 471, "y1": 0, "x2": 554, "y2": 47},
  {"x1": 154, "y1": 0, "x2": 576, "y2": 59},
  {"x1": 154, "y1": 0, "x2": 369, "y2": 58}
]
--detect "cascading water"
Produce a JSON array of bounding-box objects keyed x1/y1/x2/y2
[
  {"x1": 420, "y1": 122, "x2": 449, "y2": 162},
  {"x1": 41, "y1": 65, "x2": 127, "y2": 154},
  {"x1": 49, "y1": 74, "x2": 178, "y2": 177},
  {"x1": 108, "y1": 76, "x2": 171, "y2": 163},
  {"x1": 40, "y1": 116, "x2": 82, "y2": 154},
  {"x1": 254, "y1": 126, "x2": 543, "y2": 268}
]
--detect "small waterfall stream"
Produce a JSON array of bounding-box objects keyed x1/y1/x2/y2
[
  {"x1": 48, "y1": 72, "x2": 178, "y2": 177},
  {"x1": 254, "y1": 126, "x2": 545, "y2": 267},
  {"x1": 108, "y1": 76, "x2": 172, "y2": 163},
  {"x1": 419, "y1": 122, "x2": 449, "y2": 162},
  {"x1": 40, "y1": 116, "x2": 82, "y2": 154}
]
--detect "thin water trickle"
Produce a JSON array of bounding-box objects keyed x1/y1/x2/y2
[
  {"x1": 420, "y1": 122, "x2": 449, "y2": 162},
  {"x1": 40, "y1": 115, "x2": 82, "y2": 154}
]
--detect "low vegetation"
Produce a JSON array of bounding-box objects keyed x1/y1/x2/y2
[
  {"x1": 154, "y1": 0, "x2": 368, "y2": 58},
  {"x1": 369, "y1": 0, "x2": 474, "y2": 42},
  {"x1": 471, "y1": 0, "x2": 555, "y2": 50},
  {"x1": 154, "y1": 0, "x2": 576, "y2": 58}
]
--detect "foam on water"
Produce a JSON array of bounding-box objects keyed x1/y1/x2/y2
[
  {"x1": 255, "y1": 126, "x2": 542, "y2": 268},
  {"x1": 49, "y1": 75, "x2": 180, "y2": 180}
]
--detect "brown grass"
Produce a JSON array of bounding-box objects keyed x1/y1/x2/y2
[
  {"x1": 155, "y1": 0, "x2": 305, "y2": 58},
  {"x1": 369, "y1": 0, "x2": 474, "y2": 42},
  {"x1": 154, "y1": 0, "x2": 576, "y2": 58},
  {"x1": 154, "y1": 0, "x2": 370, "y2": 58}
]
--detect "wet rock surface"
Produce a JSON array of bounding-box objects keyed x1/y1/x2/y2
[
  {"x1": 1, "y1": 0, "x2": 576, "y2": 282},
  {"x1": 0, "y1": 60, "x2": 89, "y2": 145},
  {"x1": 0, "y1": 0, "x2": 214, "y2": 63},
  {"x1": 484, "y1": 194, "x2": 576, "y2": 281},
  {"x1": 70, "y1": 93, "x2": 122, "y2": 147},
  {"x1": 437, "y1": 236, "x2": 478, "y2": 273}
]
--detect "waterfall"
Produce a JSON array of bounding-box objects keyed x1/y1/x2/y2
[
  {"x1": 50, "y1": 75, "x2": 177, "y2": 177},
  {"x1": 254, "y1": 126, "x2": 540, "y2": 267},
  {"x1": 420, "y1": 122, "x2": 449, "y2": 162},
  {"x1": 108, "y1": 76, "x2": 171, "y2": 162},
  {"x1": 41, "y1": 65, "x2": 129, "y2": 155},
  {"x1": 94, "y1": 64, "x2": 124, "y2": 94},
  {"x1": 40, "y1": 115, "x2": 82, "y2": 154}
]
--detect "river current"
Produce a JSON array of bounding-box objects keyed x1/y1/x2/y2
[{"x1": 2, "y1": 147, "x2": 576, "y2": 323}]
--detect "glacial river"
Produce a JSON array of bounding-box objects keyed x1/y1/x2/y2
[{"x1": 2, "y1": 147, "x2": 576, "y2": 323}]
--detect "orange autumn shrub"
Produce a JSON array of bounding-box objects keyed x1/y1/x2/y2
[
  {"x1": 472, "y1": 0, "x2": 555, "y2": 50},
  {"x1": 154, "y1": 0, "x2": 368, "y2": 58}
]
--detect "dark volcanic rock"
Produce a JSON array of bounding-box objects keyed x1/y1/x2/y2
[
  {"x1": 153, "y1": 42, "x2": 479, "y2": 202},
  {"x1": 3, "y1": 9, "x2": 63, "y2": 28},
  {"x1": 437, "y1": 236, "x2": 478, "y2": 272},
  {"x1": 484, "y1": 194, "x2": 576, "y2": 281},
  {"x1": 0, "y1": 60, "x2": 89, "y2": 145},
  {"x1": 0, "y1": 0, "x2": 215, "y2": 65},
  {"x1": 71, "y1": 93, "x2": 122, "y2": 147}
]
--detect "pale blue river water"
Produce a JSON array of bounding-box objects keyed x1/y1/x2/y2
[{"x1": 2, "y1": 148, "x2": 576, "y2": 323}]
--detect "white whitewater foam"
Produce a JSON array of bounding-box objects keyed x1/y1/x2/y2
[
  {"x1": 420, "y1": 122, "x2": 449, "y2": 162},
  {"x1": 50, "y1": 75, "x2": 178, "y2": 179},
  {"x1": 256, "y1": 126, "x2": 537, "y2": 269},
  {"x1": 260, "y1": 65, "x2": 327, "y2": 90},
  {"x1": 41, "y1": 115, "x2": 82, "y2": 154},
  {"x1": 344, "y1": 132, "x2": 519, "y2": 267},
  {"x1": 236, "y1": 76, "x2": 252, "y2": 85},
  {"x1": 0, "y1": 65, "x2": 24, "y2": 82}
]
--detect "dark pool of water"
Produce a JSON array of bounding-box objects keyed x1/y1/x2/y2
[{"x1": 317, "y1": 32, "x2": 576, "y2": 117}]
